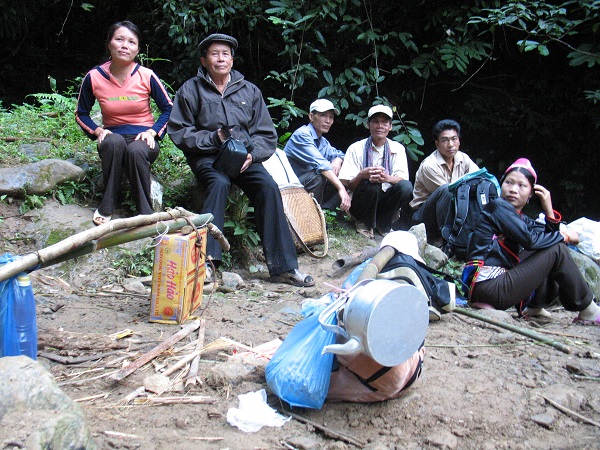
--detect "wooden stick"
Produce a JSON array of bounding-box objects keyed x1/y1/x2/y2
[
  {"x1": 539, "y1": 394, "x2": 600, "y2": 428},
  {"x1": 454, "y1": 307, "x2": 572, "y2": 354},
  {"x1": 143, "y1": 396, "x2": 216, "y2": 405},
  {"x1": 74, "y1": 393, "x2": 110, "y2": 403},
  {"x1": 189, "y1": 437, "x2": 224, "y2": 441},
  {"x1": 284, "y1": 410, "x2": 366, "y2": 448},
  {"x1": 185, "y1": 319, "x2": 206, "y2": 387},
  {"x1": 103, "y1": 431, "x2": 143, "y2": 439},
  {"x1": 120, "y1": 386, "x2": 147, "y2": 405},
  {"x1": 39, "y1": 350, "x2": 122, "y2": 365},
  {"x1": 110, "y1": 320, "x2": 201, "y2": 382}
]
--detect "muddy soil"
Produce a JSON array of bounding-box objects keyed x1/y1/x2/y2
[{"x1": 1, "y1": 200, "x2": 599, "y2": 450}]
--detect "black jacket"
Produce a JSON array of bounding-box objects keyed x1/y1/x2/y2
[
  {"x1": 465, "y1": 197, "x2": 563, "y2": 269},
  {"x1": 167, "y1": 68, "x2": 277, "y2": 168}
]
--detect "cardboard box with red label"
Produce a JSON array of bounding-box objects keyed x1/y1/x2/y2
[{"x1": 149, "y1": 228, "x2": 207, "y2": 324}]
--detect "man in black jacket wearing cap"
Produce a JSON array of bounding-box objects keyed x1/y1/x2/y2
[{"x1": 168, "y1": 33, "x2": 314, "y2": 287}]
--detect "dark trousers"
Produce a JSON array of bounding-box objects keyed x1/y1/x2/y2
[
  {"x1": 191, "y1": 159, "x2": 298, "y2": 276},
  {"x1": 349, "y1": 179, "x2": 413, "y2": 232},
  {"x1": 97, "y1": 133, "x2": 159, "y2": 215},
  {"x1": 412, "y1": 184, "x2": 452, "y2": 243},
  {"x1": 471, "y1": 243, "x2": 593, "y2": 312},
  {"x1": 299, "y1": 170, "x2": 340, "y2": 210}
]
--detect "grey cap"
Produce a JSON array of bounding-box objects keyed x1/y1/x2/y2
[{"x1": 199, "y1": 33, "x2": 238, "y2": 54}]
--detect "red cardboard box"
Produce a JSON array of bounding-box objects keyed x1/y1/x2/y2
[{"x1": 149, "y1": 228, "x2": 207, "y2": 324}]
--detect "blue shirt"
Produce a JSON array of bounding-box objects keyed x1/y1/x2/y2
[{"x1": 283, "y1": 123, "x2": 345, "y2": 180}]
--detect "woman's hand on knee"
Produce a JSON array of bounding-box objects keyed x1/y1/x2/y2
[{"x1": 135, "y1": 130, "x2": 156, "y2": 149}]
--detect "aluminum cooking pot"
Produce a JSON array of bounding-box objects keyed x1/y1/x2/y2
[{"x1": 319, "y1": 278, "x2": 429, "y2": 367}]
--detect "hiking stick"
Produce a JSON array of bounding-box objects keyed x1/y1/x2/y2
[{"x1": 454, "y1": 307, "x2": 572, "y2": 354}]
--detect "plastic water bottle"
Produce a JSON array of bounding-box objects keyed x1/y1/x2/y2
[
  {"x1": 13, "y1": 274, "x2": 38, "y2": 359},
  {"x1": 1, "y1": 280, "x2": 20, "y2": 357}
]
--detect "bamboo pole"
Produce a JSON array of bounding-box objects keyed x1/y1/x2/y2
[
  {"x1": 0, "y1": 209, "x2": 225, "y2": 282},
  {"x1": 454, "y1": 307, "x2": 572, "y2": 354},
  {"x1": 327, "y1": 246, "x2": 379, "y2": 278},
  {"x1": 355, "y1": 245, "x2": 396, "y2": 283}
]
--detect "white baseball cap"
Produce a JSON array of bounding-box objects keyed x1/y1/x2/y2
[
  {"x1": 380, "y1": 231, "x2": 424, "y2": 263},
  {"x1": 367, "y1": 104, "x2": 393, "y2": 121},
  {"x1": 309, "y1": 99, "x2": 339, "y2": 114}
]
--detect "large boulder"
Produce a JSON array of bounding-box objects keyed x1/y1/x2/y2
[
  {"x1": 569, "y1": 248, "x2": 600, "y2": 299},
  {"x1": 0, "y1": 159, "x2": 85, "y2": 197},
  {"x1": 0, "y1": 356, "x2": 96, "y2": 449}
]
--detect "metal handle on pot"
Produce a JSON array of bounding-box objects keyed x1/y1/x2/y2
[{"x1": 317, "y1": 279, "x2": 373, "y2": 338}]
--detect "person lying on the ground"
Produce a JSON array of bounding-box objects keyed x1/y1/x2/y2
[
  {"x1": 338, "y1": 104, "x2": 413, "y2": 239},
  {"x1": 75, "y1": 20, "x2": 173, "y2": 226},
  {"x1": 167, "y1": 33, "x2": 314, "y2": 287},
  {"x1": 462, "y1": 158, "x2": 600, "y2": 324},
  {"x1": 410, "y1": 119, "x2": 479, "y2": 244},
  {"x1": 283, "y1": 99, "x2": 350, "y2": 212}
]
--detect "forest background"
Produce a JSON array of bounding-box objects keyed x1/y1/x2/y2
[{"x1": 1, "y1": 0, "x2": 599, "y2": 220}]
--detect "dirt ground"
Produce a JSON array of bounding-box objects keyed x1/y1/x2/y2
[{"x1": 1, "y1": 200, "x2": 600, "y2": 450}]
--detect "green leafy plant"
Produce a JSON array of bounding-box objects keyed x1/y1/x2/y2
[
  {"x1": 223, "y1": 188, "x2": 261, "y2": 268},
  {"x1": 112, "y1": 246, "x2": 155, "y2": 277},
  {"x1": 19, "y1": 193, "x2": 45, "y2": 213}
]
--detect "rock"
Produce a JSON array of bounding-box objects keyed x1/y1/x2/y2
[
  {"x1": 531, "y1": 413, "x2": 555, "y2": 429},
  {"x1": 143, "y1": 373, "x2": 171, "y2": 395},
  {"x1": 18, "y1": 142, "x2": 53, "y2": 159},
  {"x1": 286, "y1": 435, "x2": 322, "y2": 450},
  {"x1": 0, "y1": 159, "x2": 85, "y2": 197},
  {"x1": 221, "y1": 271, "x2": 246, "y2": 290},
  {"x1": 424, "y1": 244, "x2": 448, "y2": 270},
  {"x1": 0, "y1": 356, "x2": 96, "y2": 449},
  {"x1": 426, "y1": 429, "x2": 458, "y2": 449},
  {"x1": 531, "y1": 383, "x2": 587, "y2": 411},
  {"x1": 569, "y1": 248, "x2": 600, "y2": 299},
  {"x1": 206, "y1": 358, "x2": 257, "y2": 387},
  {"x1": 123, "y1": 278, "x2": 150, "y2": 295}
]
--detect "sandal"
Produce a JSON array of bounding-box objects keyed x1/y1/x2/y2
[
  {"x1": 355, "y1": 221, "x2": 374, "y2": 239},
  {"x1": 270, "y1": 269, "x2": 315, "y2": 287},
  {"x1": 93, "y1": 209, "x2": 112, "y2": 226},
  {"x1": 572, "y1": 316, "x2": 600, "y2": 326}
]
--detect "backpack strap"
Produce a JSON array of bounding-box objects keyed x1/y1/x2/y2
[
  {"x1": 475, "y1": 179, "x2": 493, "y2": 208},
  {"x1": 452, "y1": 181, "x2": 471, "y2": 236}
]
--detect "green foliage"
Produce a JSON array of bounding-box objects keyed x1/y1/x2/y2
[
  {"x1": 468, "y1": 1, "x2": 600, "y2": 69},
  {"x1": 19, "y1": 193, "x2": 45, "y2": 213},
  {"x1": 53, "y1": 180, "x2": 91, "y2": 205},
  {"x1": 223, "y1": 188, "x2": 261, "y2": 268},
  {"x1": 112, "y1": 246, "x2": 155, "y2": 277}
]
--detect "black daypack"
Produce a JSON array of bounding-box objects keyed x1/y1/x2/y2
[
  {"x1": 377, "y1": 252, "x2": 466, "y2": 320},
  {"x1": 440, "y1": 169, "x2": 500, "y2": 259}
]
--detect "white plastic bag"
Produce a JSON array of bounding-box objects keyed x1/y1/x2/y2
[
  {"x1": 226, "y1": 389, "x2": 290, "y2": 432},
  {"x1": 568, "y1": 217, "x2": 600, "y2": 264}
]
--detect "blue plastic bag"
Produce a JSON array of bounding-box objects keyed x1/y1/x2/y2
[{"x1": 265, "y1": 298, "x2": 338, "y2": 409}]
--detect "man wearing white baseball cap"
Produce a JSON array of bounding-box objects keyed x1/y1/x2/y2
[
  {"x1": 338, "y1": 104, "x2": 413, "y2": 238},
  {"x1": 283, "y1": 99, "x2": 351, "y2": 211}
]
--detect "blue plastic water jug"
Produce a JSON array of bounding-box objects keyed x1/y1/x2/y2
[{"x1": 13, "y1": 274, "x2": 38, "y2": 359}]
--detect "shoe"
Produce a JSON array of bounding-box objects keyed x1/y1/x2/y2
[
  {"x1": 204, "y1": 264, "x2": 215, "y2": 285},
  {"x1": 355, "y1": 221, "x2": 374, "y2": 239},
  {"x1": 572, "y1": 316, "x2": 600, "y2": 326},
  {"x1": 270, "y1": 269, "x2": 315, "y2": 287},
  {"x1": 523, "y1": 307, "x2": 552, "y2": 318},
  {"x1": 429, "y1": 306, "x2": 441, "y2": 322},
  {"x1": 93, "y1": 209, "x2": 112, "y2": 226}
]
